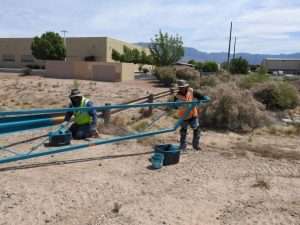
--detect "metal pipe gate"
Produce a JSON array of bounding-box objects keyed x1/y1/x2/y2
[{"x1": 0, "y1": 100, "x2": 208, "y2": 164}]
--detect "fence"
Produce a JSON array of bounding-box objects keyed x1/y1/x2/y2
[{"x1": 103, "y1": 88, "x2": 178, "y2": 124}]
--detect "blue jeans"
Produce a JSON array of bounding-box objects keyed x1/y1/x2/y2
[
  {"x1": 69, "y1": 123, "x2": 94, "y2": 139},
  {"x1": 180, "y1": 117, "x2": 201, "y2": 149}
]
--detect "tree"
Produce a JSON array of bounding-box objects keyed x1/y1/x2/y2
[
  {"x1": 194, "y1": 62, "x2": 203, "y2": 71},
  {"x1": 122, "y1": 46, "x2": 134, "y2": 62},
  {"x1": 112, "y1": 48, "x2": 152, "y2": 64},
  {"x1": 141, "y1": 51, "x2": 153, "y2": 64},
  {"x1": 112, "y1": 49, "x2": 121, "y2": 61},
  {"x1": 230, "y1": 57, "x2": 249, "y2": 74},
  {"x1": 31, "y1": 32, "x2": 66, "y2": 60},
  {"x1": 188, "y1": 59, "x2": 196, "y2": 65},
  {"x1": 202, "y1": 61, "x2": 218, "y2": 72},
  {"x1": 149, "y1": 30, "x2": 184, "y2": 66},
  {"x1": 131, "y1": 48, "x2": 141, "y2": 64}
]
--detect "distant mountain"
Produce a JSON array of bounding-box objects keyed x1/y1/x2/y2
[{"x1": 135, "y1": 43, "x2": 300, "y2": 65}]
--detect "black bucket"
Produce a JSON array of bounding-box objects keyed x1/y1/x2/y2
[{"x1": 154, "y1": 144, "x2": 181, "y2": 166}]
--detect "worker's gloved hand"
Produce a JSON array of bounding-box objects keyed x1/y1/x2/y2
[
  {"x1": 202, "y1": 96, "x2": 211, "y2": 102},
  {"x1": 60, "y1": 121, "x2": 69, "y2": 128},
  {"x1": 167, "y1": 97, "x2": 179, "y2": 110}
]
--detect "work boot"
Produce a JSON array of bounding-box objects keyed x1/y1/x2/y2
[
  {"x1": 180, "y1": 127, "x2": 188, "y2": 152},
  {"x1": 193, "y1": 145, "x2": 202, "y2": 151},
  {"x1": 192, "y1": 126, "x2": 201, "y2": 150}
]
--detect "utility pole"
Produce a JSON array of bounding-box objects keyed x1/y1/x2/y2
[
  {"x1": 61, "y1": 30, "x2": 68, "y2": 61},
  {"x1": 233, "y1": 36, "x2": 237, "y2": 59},
  {"x1": 227, "y1": 22, "x2": 233, "y2": 69}
]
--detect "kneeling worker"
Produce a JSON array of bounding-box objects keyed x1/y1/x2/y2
[
  {"x1": 64, "y1": 89, "x2": 97, "y2": 139},
  {"x1": 175, "y1": 80, "x2": 209, "y2": 151}
]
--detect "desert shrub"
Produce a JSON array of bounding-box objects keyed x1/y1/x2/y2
[
  {"x1": 239, "y1": 73, "x2": 270, "y2": 89},
  {"x1": 200, "y1": 76, "x2": 217, "y2": 87},
  {"x1": 72, "y1": 80, "x2": 80, "y2": 89},
  {"x1": 202, "y1": 82, "x2": 269, "y2": 132},
  {"x1": 176, "y1": 67, "x2": 200, "y2": 81},
  {"x1": 230, "y1": 57, "x2": 249, "y2": 74},
  {"x1": 203, "y1": 61, "x2": 218, "y2": 72},
  {"x1": 132, "y1": 121, "x2": 149, "y2": 132},
  {"x1": 253, "y1": 81, "x2": 299, "y2": 110},
  {"x1": 155, "y1": 66, "x2": 176, "y2": 86},
  {"x1": 257, "y1": 65, "x2": 268, "y2": 75}
]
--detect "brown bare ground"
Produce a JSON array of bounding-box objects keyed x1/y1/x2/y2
[{"x1": 0, "y1": 73, "x2": 300, "y2": 225}]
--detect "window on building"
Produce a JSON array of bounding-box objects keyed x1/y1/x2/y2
[
  {"x1": 2, "y1": 54, "x2": 15, "y2": 62},
  {"x1": 21, "y1": 55, "x2": 34, "y2": 63}
]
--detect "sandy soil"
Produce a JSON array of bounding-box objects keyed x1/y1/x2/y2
[{"x1": 0, "y1": 73, "x2": 300, "y2": 225}]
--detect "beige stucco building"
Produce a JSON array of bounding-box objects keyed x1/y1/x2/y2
[
  {"x1": 0, "y1": 37, "x2": 148, "y2": 68},
  {"x1": 262, "y1": 58, "x2": 300, "y2": 74}
]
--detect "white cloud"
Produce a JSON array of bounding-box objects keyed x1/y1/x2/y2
[{"x1": 0, "y1": 0, "x2": 300, "y2": 53}]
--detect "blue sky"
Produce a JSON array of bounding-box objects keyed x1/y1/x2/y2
[{"x1": 1, "y1": 0, "x2": 300, "y2": 54}]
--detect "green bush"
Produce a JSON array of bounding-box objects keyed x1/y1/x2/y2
[
  {"x1": 258, "y1": 65, "x2": 268, "y2": 75},
  {"x1": 176, "y1": 68, "x2": 199, "y2": 80},
  {"x1": 188, "y1": 60, "x2": 196, "y2": 64},
  {"x1": 155, "y1": 67, "x2": 176, "y2": 86},
  {"x1": 194, "y1": 62, "x2": 203, "y2": 71},
  {"x1": 230, "y1": 57, "x2": 249, "y2": 74},
  {"x1": 239, "y1": 73, "x2": 270, "y2": 89},
  {"x1": 253, "y1": 81, "x2": 299, "y2": 110},
  {"x1": 203, "y1": 61, "x2": 218, "y2": 72},
  {"x1": 188, "y1": 60, "x2": 203, "y2": 71}
]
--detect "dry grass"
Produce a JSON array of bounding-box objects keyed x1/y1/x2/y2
[
  {"x1": 132, "y1": 121, "x2": 149, "y2": 132},
  {"x1": 266, "y1": 125, "x2": 300, "y2": 136},
  {"x1": 137, "y1": 136, "x2": 165, "y2": 146}
]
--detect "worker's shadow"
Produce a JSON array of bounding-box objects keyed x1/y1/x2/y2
[{"x1": 0, "y1": 151, "x2": 153, "y2": 172}]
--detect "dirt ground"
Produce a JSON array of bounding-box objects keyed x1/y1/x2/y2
[{"x1": 0, "y1": 73, "x2": 300, "y2": 225}]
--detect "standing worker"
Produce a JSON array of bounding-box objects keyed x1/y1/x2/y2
[
  {"x1": 64, "y1": 89, "x2": 98, "y2": 139},
  {"x1": 175, "y1": 80, "x2": 209, "y2": 151}
]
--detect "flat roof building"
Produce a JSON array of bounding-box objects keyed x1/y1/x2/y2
[
  {"x1": 0, "y1": 37, "x2": 148, "y2": 68},
  {"x1": 262, "y1": 58, "x2": 300, "y2": 75}
]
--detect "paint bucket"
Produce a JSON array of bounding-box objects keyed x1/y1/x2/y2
[
  {"x1": 48, "y1": 129, "x2": 72, "y2": 147},
  {"x1": 154, "y1": 144, "x2": 181, "y2": 166},
  {"x1": 151, "y1": 153, "x2": 164, "y2": 169}
]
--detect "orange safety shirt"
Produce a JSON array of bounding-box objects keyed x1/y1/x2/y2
[{"x1": 176, "y1": 88, "x2": 198, "y2": 120}]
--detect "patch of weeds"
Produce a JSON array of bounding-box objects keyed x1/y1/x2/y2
[
  {"x1": 72, "y1": 80, "x2": 80, "y2": 89},
  {"x1": 132, "y1": 121, "x2": 149, "y2": 132}
]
